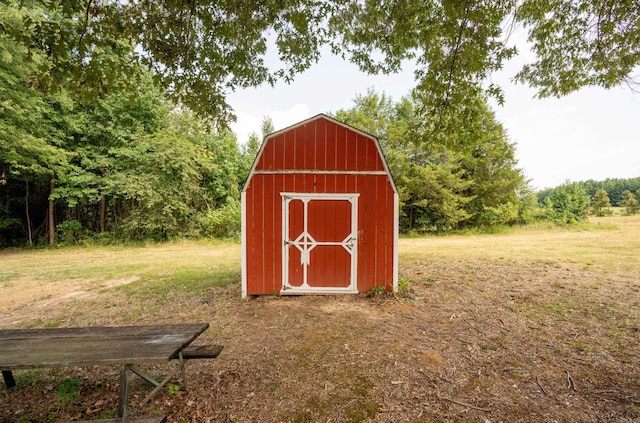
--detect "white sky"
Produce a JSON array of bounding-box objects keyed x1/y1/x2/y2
[{"x1": 228, "y1": 42, "x2": 640, "y2": 191}]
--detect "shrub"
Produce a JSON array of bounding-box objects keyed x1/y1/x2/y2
[{"x1": 196, "y1": 198, "x2": 241, "y2": 239}]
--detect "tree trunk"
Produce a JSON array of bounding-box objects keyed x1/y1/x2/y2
[
  {"x1": 99, "y1": 144, "x2": 106, "y2": 233},
  {"x1": 49, "y1": 177, "x2": 55, "y2": 247},
  {"x1": 409, "y1": 205, "x2": 414, "y2": 231},
  {"x1": 100, "y1": 194, "x2": 106, "y2": 233},
  {"x1": 25, "y1": 179, "x2": 33, "y2": 247}
]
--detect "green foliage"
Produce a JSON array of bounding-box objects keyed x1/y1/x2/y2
[
  {"x1": 118, "y1": 115, "x2": 215, "y2": 239},
  {"x1": 0, "y1": 56, "x2": 251, "y2": 245},
  {"x1": 516, "y1": 0, "x2": 640, "y2": 97},
  {"x1": 591, "y1": 189, "x2": 612, "y2": 217},
  {"x1": 368, "y1": 285, "x2": 386, "y2": 296},
  {"x1": 0, "y1": 28, "x2": 77, "y2": 245},
  {"x1": 195, "y1": 198, "x2": 242, "y2": 239},
  {"x1": 545, "y1": 182, "x2": 591, "y2": 224},
  {"x1": 56, "y1": 219, "x2": 83, "y2": 245},
  {"x1": 205, "y1": 131, "x2": 245, "y2": 208},
  {"x1": 2, "y1": 0, "x2": 639, "y2": 125},
  {"x1": 99, "y1": 410, "x2": 117, "y2": 420},
  {"x1": 539, "y1": 179, "x2": 640, "y2": 221},
  {"x1": 619, "y1": 190, "x2": 639, "y2": 216},
  {"x1": 2, "y1": 0, "x2": 638, "y2": 245},
  {"x1": 334, "y1": 89, "x2": 526, "y2": 233},
  {"x1": 540, "y1": 177, "x2": 640, "y2": 206},
  {"x1": 0, "y1": 30, "x2": 70, "y2": 181},
  {"x1": 399, "y1": 152, "x2": 474, "y2": 232},
  {"x1": 455, "y1": 97, "x2": 525, "y2": 227},
  {"x1": 395, "y1": 278, "x2": 412, "y2": 298},
  {"x1": 57, "y1": 378, "x2": 81, "y2": 408},
  {"x1": 167, "y1": 383, "x2": 180, "y2": 395},
  {"x1": 515, "y1": 189, "x2": 549, "y2": 224},
  {"x1": 261, "y1": 116, "x2": 275, "y2": 138}
]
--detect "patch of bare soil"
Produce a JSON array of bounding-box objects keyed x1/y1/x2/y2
[{"x1": 1, "y1": 259, "x2": 639, "y2": 423}]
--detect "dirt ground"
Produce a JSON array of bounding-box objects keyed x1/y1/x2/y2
[{"x1": 1, "y1": 251, "x2": 639, "y2": 423}]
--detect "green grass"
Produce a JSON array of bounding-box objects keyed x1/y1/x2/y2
[
  {"x1": 117, "y1": 268, "x2": 240, "y2": 297},
  {"x1": 0, "y1": 239, "x2": 241, "y2": 312},
  {"x1": 3, "y1": 216, "x2": 637, "y2": 295},
  {"x1": 0, "y1": 239, "x2": 240, "y2": 282}
]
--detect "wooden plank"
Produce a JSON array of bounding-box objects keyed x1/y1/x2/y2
[
  {"x1": 273, "y1": 134, "x2": 285, "y2": 170},
  {"x1": 304, "y1": 122, "x2": 314, "y2": 170},
  {"x1": 326, "y1": 120, "x2": 338, "y2": 171},
  {"x1": 371, "y1": 137, "x2": 385, "y2": 171},
  {"x1": 250, "y1": 175, "x2": 265, "y2": 294},
  {"x1": 263, "y1": 173, "x2": 276, "y2": 293},
  {"x1": 380, "y1": 179, "x2": 393, "y2": 290},
  {"x1": 294, "y1": 124, "x2": 305, "y2": 170},
  {"x1": 180, "y1": 344, "x2": 223, "y2": 359},
  {"x1": 0, "y1": 323, "x2": 206, "y2": 339},
  {"x1": 316, "y1": 119, "x2": 327, "y2": 170},
  {"x1": 256, "y1": 134, "x2": 275, "y2": 171},
  {"x1": 273, "y1": 173, "x2": 286, "y2": 290},
  {"x1": 346, "y1": 130, "x2": 357, "y2": 171},
  {"x1": 118, "y1": 365, "x2": 129, "y2": 418},
  {"x1": 287, "y1": 199, "x2": 305, "y2": 288},
  {"x1": 69, "y1": 415, "x2": 166, "y2": 423},
  {"x1": 0, "y1": 323, "x2": 208, "y2": 370},
  {"x1": 283, "y1": 130, "x2": 295, "y2": 170}
]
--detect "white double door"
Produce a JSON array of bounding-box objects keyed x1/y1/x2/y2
[{"x1": 281, "y1": 193, "x2": 358, "y2": 294}]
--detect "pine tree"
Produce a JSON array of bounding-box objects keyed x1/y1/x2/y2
[
  {"x1": 591, "y1": 189, "x2": 611, "y2": 216},
  {"x1": 619, "y1": 190, "x2": 639, "y2": 216}
]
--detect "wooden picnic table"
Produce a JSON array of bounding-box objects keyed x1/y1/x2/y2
[{"x1": 0, "y1": 323, "x2": 210, "y2": 417}]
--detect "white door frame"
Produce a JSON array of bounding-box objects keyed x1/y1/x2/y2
[{"x1": 281, "y1": 193, "x2": 358, "y2": 294}]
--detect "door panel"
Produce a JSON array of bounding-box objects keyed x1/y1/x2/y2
[
  {"x1": 307, "y1": 200, "x2": 352, "y2": 243},
  {"x1": 282, "y1": 194, "x2": 358, "y2": 293},
  {"x1": 286, "y1": 199, "x2": 304, "y2": 287},
  {"x1": 307, "y1": 245, "x2": 352, "y2": 288}
]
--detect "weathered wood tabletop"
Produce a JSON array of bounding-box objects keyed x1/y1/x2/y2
[
  {"x1": 1, "y1": 323, "x2": 211, "y2": 417},
  {"x1": 0, "y1": 323, "x2": 209, "y2": 370}
]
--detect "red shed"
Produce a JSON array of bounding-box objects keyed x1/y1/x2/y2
[{"x1": 241, "y1": 114, "x2": 398, "y2": 297}]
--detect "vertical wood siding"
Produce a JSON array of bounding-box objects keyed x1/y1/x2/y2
[{"x1": 244, "y1": 115, "x2": 396, "y2": 295}]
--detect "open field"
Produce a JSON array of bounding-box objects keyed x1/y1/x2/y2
[{"x1": 1, "y1": 216, "x2": 639, "y2": 422}]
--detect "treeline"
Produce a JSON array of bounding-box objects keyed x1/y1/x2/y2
[
  {"x1": 1, "y1": 33, "x2": 260, "y2": 247},
  {"x1": 3, "y1": 1, "x2": 640, "y2": 247},
  {"x1": 538, "y1": 178, "x2": 640, "y2": 206},
  {"x1": 2, "y1": 31, "x2": 637, "y2": 247},
  {"x1": 334, "y1": 92, "x2": 640, "y2": 231},
  {"x1": 1, "y1": 11, "x2": 531, "y2": 249},
  {"x1": 537, "y1": 180, "x2": 640, "y2": 220}
]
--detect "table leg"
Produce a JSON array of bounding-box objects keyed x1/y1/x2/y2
[
  {"x1": 178, "y1": 351, "x2": 187, "y2": 391},
  {"x1": 136, "y1": 366, "x2": 180, "y2": 410},
  {"x1": 2, "y1": 370, "x2": 16, "y2": 389},
  {"x1": 118, "y1": 365, "x2": 130, "y2": 418}
]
